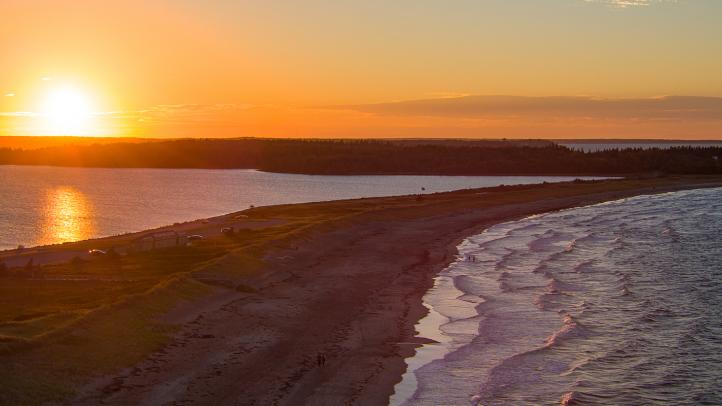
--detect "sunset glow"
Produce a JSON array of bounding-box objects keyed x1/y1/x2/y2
[
  {"x1": 0, "y1": 2, "x2": 721, "y2": 403},
  {"x1": 1, "y1": 0, "x2": 721, "y2": 139}
]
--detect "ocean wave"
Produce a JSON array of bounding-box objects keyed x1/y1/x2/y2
[
  {"x1": 533, "y1": 294, "x2": 552, "y2": 310},
  {"x1": 506, "y1": 222, "x2": 546, "y2": 235},
  {"x1": 397, "y1": 187, "x2": 722, "y2": 406},
  {"x1": 494, "y1": 248, "x2": 521, "y2": 271},
  {"x1": 531, "y1": 262, "x2": 552, "y2": 275},
  {"x1": 572, "y1": 259, "x2": 596, "y2": 273},
  {"x1": 547, "y1": 278, "x2": 578, "y2": 294},
  {"x1": 545, "y1": 314, "x2": 587, "y2": 347},
  {"x1": 560, "y1": 391, "x2": 580, "y2": 405},
  {"x1": 527, "y1": 230, "x2": 566, "y2": 252},
  {"x1": 453, "y1": 274, "x2": 493, "y2": 298}
]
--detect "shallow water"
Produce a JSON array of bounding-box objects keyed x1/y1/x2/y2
[
  {"x1": 394, "y1": 187, "x2": 722, "y2": 406},
  {"x1": 0, "y1": 165, "x2": 602, "y2": 250}
]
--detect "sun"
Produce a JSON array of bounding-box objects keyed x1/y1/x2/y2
[{"x1": 39, "y1": 86, "x2": 96, "y2": 136}]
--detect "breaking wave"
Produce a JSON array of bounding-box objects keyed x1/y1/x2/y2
[{"x1": 393, "y1": 187, "x2": 722, "y2": 406}]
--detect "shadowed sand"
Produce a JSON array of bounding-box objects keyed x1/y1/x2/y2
[{"x1": 2, "y1": 176, "x2": 721, "y2": 405}]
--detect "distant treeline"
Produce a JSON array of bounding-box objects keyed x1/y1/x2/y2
[{"x1": 0, "y1": 138, "x2": 720, "y2": 175}]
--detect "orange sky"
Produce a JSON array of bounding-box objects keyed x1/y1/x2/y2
[{"x1": 1, "y1": 0, "x2": 721, "y2": 139}]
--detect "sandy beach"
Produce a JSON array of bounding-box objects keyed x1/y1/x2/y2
[{"x1": 2, "y1": 176, "x2": 722, "y2": 405}]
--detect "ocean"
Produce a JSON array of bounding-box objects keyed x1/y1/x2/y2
[
  {"x1": 393, "y1": 187, "x2": 722, "y2": 405},
  {"x1": 0, "y1": 165, "x2": 603, "y2": 250}
]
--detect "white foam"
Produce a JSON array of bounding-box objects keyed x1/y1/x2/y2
[{"x1": 390, "y1": 187, "x2": 722, "y2": 405}]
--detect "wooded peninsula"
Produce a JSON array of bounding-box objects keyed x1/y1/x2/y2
[{"x1": 1, "y1": 138, "x2": 720, "y2": 175}]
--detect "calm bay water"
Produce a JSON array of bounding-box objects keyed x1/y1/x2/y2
[
  {"x1": 392, "y1": 187, "x2": 722, "y2": 405},
  {"x1": 0, "y1": 165, "x2": 601, "y2": 251}
]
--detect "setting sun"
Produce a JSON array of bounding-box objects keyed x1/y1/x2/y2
[{"x1": 38, "y1": 86, "x2": 96, "y2": 136}]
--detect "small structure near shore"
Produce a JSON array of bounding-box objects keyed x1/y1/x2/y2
[{"x1": 130, "y1": 230, "x2": 185, "y2": 252}]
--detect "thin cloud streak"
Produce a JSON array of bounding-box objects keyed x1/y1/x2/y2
[
  {"x1": 583, "y1": 0, "x2": 676, "y2": 7},
  {"x1": 334, "y1": 95, "x2": 722, "y2": 121},
  {"x1": 3, "y1": 98, "x2": 721, "y2": 139}
]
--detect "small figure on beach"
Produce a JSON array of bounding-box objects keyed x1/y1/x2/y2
[{"x1": 316, "y1": 352, "x2": 326, "y2": 367}]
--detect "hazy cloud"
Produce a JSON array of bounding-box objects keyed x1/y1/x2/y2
[
  {"x1": 335, "y1": 95, "x2": 722, "y2": 122},
  {"x1": 131, "y1": 103, "x2": 256, "y2": 124},
  {"x1": 584, "y1": 0, "x2": 675, "y2": 7},
  {"x1": 0, "y1": 111, "x2": 33, "y2": 117}
]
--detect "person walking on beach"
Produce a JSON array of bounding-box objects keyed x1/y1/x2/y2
[{"x1": 317, "y1": 352, "x2": 326, "y2": 367}]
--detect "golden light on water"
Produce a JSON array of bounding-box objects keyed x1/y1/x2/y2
[{"x1": 40, "y1": 187, "x2": 95, "y2": 245}]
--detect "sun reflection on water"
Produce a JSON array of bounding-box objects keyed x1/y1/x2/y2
[{"x1": 40, "y1": 187, "x2": 95, "y2": 245}]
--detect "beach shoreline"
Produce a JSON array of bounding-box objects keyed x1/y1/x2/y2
[
  {"x1": 2, "y1": 176, "x2": 722, "y2": 405},
  {"x1": 389, "y1": 187, "x2": 722, "y2": 405}
]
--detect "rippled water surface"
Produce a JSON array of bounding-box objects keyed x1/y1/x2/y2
[
  {"x1": 395, "y1": 187, "x2": 722, "y2": 406},
  {"x1": 0, "y1": 165, "x2": 601, "y2": 250}
]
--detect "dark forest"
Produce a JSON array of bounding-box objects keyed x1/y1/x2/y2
[{"x1": 1, "y1": 139, "x2": 720, "y2": 175}]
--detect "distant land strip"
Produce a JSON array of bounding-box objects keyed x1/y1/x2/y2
[{"x1": 1, "y1": 138, "x2": 721, "y2": 176}]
